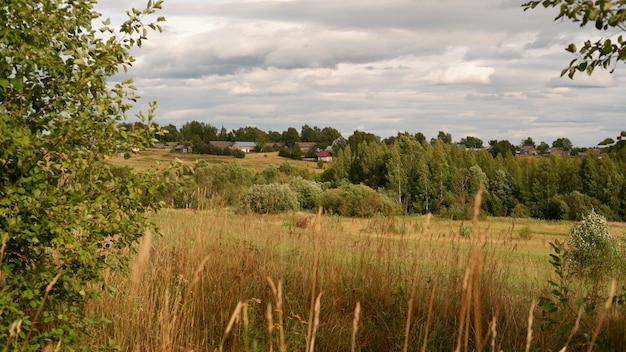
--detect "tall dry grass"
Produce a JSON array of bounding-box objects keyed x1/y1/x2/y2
[{"x1": 84, "y1": 192, "x2": 626, "y2": 351}]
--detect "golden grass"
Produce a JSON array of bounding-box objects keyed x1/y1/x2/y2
[
  {"x1": 107, "y1": 149, "x2": 323, "y2": 172},
  {"x1": 84, "y1": 203, "x2": 626, "y2": 351}
]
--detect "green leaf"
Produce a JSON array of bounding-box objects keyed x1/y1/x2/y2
[{"x1": 566, "y1": 43, "x2": 577, "y2": 53}]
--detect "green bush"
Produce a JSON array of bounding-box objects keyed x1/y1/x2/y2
[
  {"x1": 240, "y1": 183, "x2": 300, "y2": 214},
  {"x1": 567, "y1": 210, "x2": 618, "y2": 275},
  {"x1": 288, "y1": 177, "x2": 323, "y2": 210},
  {"x1": 320, "y1": 184, "x2": 398, "y2": 217}
]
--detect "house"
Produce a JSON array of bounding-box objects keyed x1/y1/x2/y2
[
  {"x1": 236, "y1": 141, "x2": 257, "y2": 153},
  {"x1": 264, "y1": 142, "x2": 285, "y2": 150},
  {"x1": 299, "y1": 142, "x2": 317, "y2": 154},
  {"x1": 209, "y1": 141, "x2": 234, "y2": 149},
  {"x1": 153, "y1": 141, "x2": 178, "y2": 149},
  {"x1": 546, "y1": 147, "x2": 564, "y2": 156},
  {"x1": 318, "y1": 150, "x2": 333, "y2": 162},
  {"x1": 518, "y1": 145, "x2": 538, "y2": 155},
  {"x1": 173, "y1": 144, "x2": 192, "y2": 153},
  {"x1": 208, "y1": 141, "x2": 258, "y2": 153}
]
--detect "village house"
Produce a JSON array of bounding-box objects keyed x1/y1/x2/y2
[{"x1": 317, "y1": 150, "x2": 333, "y2": 162}]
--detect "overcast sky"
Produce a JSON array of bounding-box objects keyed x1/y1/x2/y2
[{"x1": 97, "y1": 0, "x2": 626, "y2": 147}]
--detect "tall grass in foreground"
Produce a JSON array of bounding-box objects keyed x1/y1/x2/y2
[{"x1": 85, "y1": 197, "x2": 625, "y2": 351}]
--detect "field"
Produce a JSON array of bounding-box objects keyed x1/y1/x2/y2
[
  {"x1": 84, "y1": 204, "x2": 626, "y2": 351},
  {"x1": 107, "y1": 148, "x2": 323, "y2": 172}
]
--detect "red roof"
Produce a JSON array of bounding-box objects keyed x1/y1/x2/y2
[{"x1": 318, "y1": 150, "x2": 332, "y2": 157}]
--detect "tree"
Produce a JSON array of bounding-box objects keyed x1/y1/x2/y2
[
  {"x1": 318, "y1": 126, "x2": 342, "y2": 148},
  {"x1": 347, "y1": 130, "x2": 379, "y2": 151},
  {"x1": 415, "y1": 132, "x2": 427, "y2": 144},
  {"x1": 523, "y1": 0, "x2": 626, "y2": 78},
  {"x1": 432, "y1": 131, "x2": 452, "y2": 144},
  {"x1": 0, "y1": 1, "x2": 164, "y2": 348},
  {"x1": 537, "y1": 141, "x2": 550, "y2": 154},
  {"x1": 552, "y1": 137, "x2": 573, "y2": 151},
  {"x1": 490, "y1": 140, "x2": 516, "y2": 158},
  {"x1": 282, "y1": 127, "x2": 301, "y2": 147},
  {"x1": 160, "y1": 124, "x2": 180, "y2": 142},
  {"x1": 521, "y1": 137, "x2": 536, "y2": 148},
  {"x1": 300, "y1": 124, "x2": 321, "y2": 143},
  {"x1": 460, "y1": 135, "x2": 483, "y2": 149}
]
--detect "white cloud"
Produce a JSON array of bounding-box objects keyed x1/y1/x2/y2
[{"x1": 98, "y1": 0, "x2": 626, "y2": 147}]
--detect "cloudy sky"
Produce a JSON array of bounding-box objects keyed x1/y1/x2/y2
[{"x1": 97, "y1": 0, "x2": 626, "y2": 147}]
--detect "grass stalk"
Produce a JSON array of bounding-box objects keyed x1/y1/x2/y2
[
  {"x1": 267, "y1": 277, "x2": 286, "y2": 352},
  {"x1": 559, "y1": 305, "x2": 585, "y2": 352},
  {"x1": 351, "y1": 301, "x2": 361, "y2": 352},
  {"x1": 403, "y1": 213, "x2": 430, "y2": 352},
  {"x1": 587, "y1": 279, "x2": 617, "y2": 352},
  {"x1": 525, "y1": 300, "x2": 536, "y2": 352},
  {"x1": 266, "y1": 302, "x2": 274, "y2": 352},
  {"x1": 308, "y1": 293, "x2": 322, "y2": 352}
]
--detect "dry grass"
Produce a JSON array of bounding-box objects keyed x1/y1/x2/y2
[
  {"x1": 84, "y1": 201, "x2": 626, "y2": 351},
  {"x1": 107, "y1": 149, "x2": 323, "y2": 172}
]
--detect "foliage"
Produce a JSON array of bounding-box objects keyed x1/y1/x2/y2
[
  {"x1": 288, "y1": 177, "x2": 323, "y2": 210},
  {"x1": 523, "y1": 0, "x2": 626, "y2": 78},
  {"x1": 537, "y1": 239, "x2": 626, "y2": 350},
  {"x1": 240, "y1": 183, "x2": 300, "y2": 214},
  {"x1": 320, "y1": 184, "x2": 399, "y2": 217},
  {"x1": 0, "y1": 0, "x2": 164, "y2": 349},
  {"x1": 566, "y1": 210, "x2": 619, "y2": 275}
]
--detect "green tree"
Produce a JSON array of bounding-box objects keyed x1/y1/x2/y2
[
  {"x1": 460, "y1": 135, "x2": 483, "y2": 148},
  {"x1": 552, "y1": 137, "x2": 573, "y2": 151},
  {"x1": 318, "y1": 126, "x2": 342, "y2": 148},
  {"x1": 300, "y1": 124, "x2": 321, "y2": 142},
  {"x1": 490, "y1": 140, "x2": 516, "y2": 158},
  {"x1": 432, "y1": 131, "x2": 452, "y2": 144},
  {"x1": 0, "y1": 0, "x2": 164, "y2": 349},
  {"x1": 282, "y1": 127, "x2": 301, "y2": 147},
  {"x1": 523, "y1": 0, "x2": 626, "y2": 78},
  {"x1": 521, "y1": 136, "x2": 536, "y2": 147},
  {"x1": 160, "y1": 123, "x2": 180, "y2": 142},
  {"x1": 414, "y1": 132, "x2": 427, "y2": 144},
  {"x1": 537, "y1": 141, "x2": 550, "y2": 154}
]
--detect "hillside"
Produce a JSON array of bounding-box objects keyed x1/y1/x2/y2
[{"x1": 107, "y1": 148, "x2": 324, "y2": 172}]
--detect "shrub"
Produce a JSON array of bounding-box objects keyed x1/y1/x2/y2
[
  {"x1": 288, "y1": 177, "x2": 323, "y2": 210},
  {"x1": 567, "y1": 210, "x2": 618, "y2": 275},
  {"x1": 240, "y1": 183, "x2": 300, "y2": 214},
  {"x1": 232, "y1": 149, "x2": 246, "y2": 159},
  {"x1": 320, "y1": 184, "x2": 398, "y2": 217}
]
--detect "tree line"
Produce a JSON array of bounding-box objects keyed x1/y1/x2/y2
[{"x1": 320, "y1": 132, "x2": 626, "y2": 221}]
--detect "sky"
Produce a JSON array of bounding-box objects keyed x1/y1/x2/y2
[{"x1": 96, "y1": 0, "x2": 626, "y2": 148}]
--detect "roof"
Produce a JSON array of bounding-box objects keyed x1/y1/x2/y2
[
  {"x1": 318, "y1": 150, "x2": 332, "y2": 157},
  {"x1": 236, "y1": 141, "x2": 257, "y2": 148},
  {"x1": 209, "y1": 141, "x2": 233, "y2": 149}
]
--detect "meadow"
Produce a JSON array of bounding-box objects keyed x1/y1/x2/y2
[{"x1": 85, "y1": 202, "x2": 626, "y2": 351}]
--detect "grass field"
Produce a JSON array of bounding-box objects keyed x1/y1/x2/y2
[
  {"x1": 84, "y1": 205, "x2": 626, "y2": 351},
  {"x1": 107, "y1": 148, "x2": 323, "y2": 172}
]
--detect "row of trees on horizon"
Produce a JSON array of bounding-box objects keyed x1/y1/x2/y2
[{"x1": 142, "y1": 120, "x2": 618, "y2": 156}]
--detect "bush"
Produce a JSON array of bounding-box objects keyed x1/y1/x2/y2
[
  {"x1": 320, "y1": 184, "x2": 399, "y2": 217},
  {"x1": 288, "y1": 177, "x2": 323, "y2": 210},
  {"x1": 232, "y1": 149, "x2": 246, "y2": 159},
  {"x1": 240, "y1": 183, "x2": 300, "y2": 214},
  {"x1": 567, "y1": 210, "x2": 618, "y2": 275}
]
